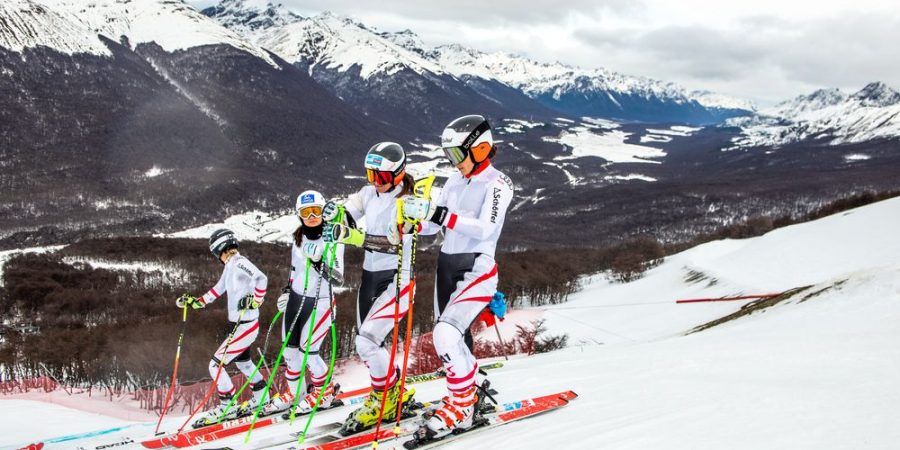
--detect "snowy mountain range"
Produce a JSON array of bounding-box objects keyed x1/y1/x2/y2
[
  {"x1": 725, "y1": 82, "x2": 900, "y2": 149},
  {"x1": 201, "y1": 0, "x2": 753, "y2": 125},
  {"x1": 0, "y1": 0, "x2": 387, "y2": 247}
]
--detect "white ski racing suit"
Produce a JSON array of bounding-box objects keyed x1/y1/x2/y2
[
  {"x1": 199, "y1": 254, "x2": 268, "y2": 398},
  {"x1": 282, "y1": 230, "x2": 344, "y2": 395},
  {"x1": 420, "y1": 162, "x2": 513, "y2": 395},
  {"x1": 343, "y1": 183, "x2": 414, "y2": 391}
]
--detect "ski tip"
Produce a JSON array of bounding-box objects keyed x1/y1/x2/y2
[{"x1": 560, "y1": 390, "x2": 578, "y2": 401}]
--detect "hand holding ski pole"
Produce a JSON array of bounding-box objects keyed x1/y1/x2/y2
[{"x1": 175, "y1": 293, "x2": 206, "y2": 310}]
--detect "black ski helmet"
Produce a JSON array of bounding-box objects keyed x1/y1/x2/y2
[
  {"x1": 364, "y1": 142, "x2": 407, "y2": 187},
  {"x1": 209, "y1": 228, "x2": 238, "y2": 259}
]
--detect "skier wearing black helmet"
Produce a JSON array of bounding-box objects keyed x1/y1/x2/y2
[{"x1": 178, "y1": 228, "x2": 270, "y2": 425}]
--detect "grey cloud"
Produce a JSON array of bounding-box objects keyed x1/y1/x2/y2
[
  {"x1": 573, "y1": 13, "x2": 900, "y2": 100},
  {"x1": 772, "y1": 13, "x2": 900, "y2": 89},
  {"x1": 577, "y1": 24, "x2": 772, "y2": 80}
]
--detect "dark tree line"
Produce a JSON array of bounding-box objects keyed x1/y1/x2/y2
[{"x1": 0, "y1": 236, "x2": 583, "y2": 391}]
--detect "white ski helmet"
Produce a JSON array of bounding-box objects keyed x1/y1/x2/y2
[
  {"x1": 364, "y1": 142, "x2": 406, "y2": 186},
  {"x1": 295, "y1": 190, "x2": 325, "y2": 217},
  {"x1": 440, "y1": 115, "x2": 494, "y2": 165}
]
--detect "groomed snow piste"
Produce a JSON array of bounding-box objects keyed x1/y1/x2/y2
[{"x1": 3, "y1": 197, "x2": 900, "y2": 449}]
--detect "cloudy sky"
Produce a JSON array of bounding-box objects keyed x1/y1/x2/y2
[{"x1": 191, "y1": 0, "x2": 900, "y2": 107}]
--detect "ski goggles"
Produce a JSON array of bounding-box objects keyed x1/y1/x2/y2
[
  {"x1": 298, "y1": 205, "x2": 323, "y2": 219},
  {"x1": 441, "y1": 146, "x2": 468, "y2": 166},
  {"x1": 366, "y1": 168, "x2": 395, "y2": 186}
]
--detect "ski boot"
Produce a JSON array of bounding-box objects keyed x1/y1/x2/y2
[
  {"x1": 295, "y1": 381, "x2": 341, "y2": 414},
  {"x1": 339, "y1": 382, "x2": 416, "y2": 435},
  {"x1": 280, "y1": 382, "x2": 344, "y2": 419},
  {"x1": 192, "y1": 398, "x2": 238, "y2": 428},
  {"x1": 261, "y1": 391, "x2": 294, "y2": 416},
  {"x1": 236, "y1": 380, "x2": 269, "y2": 417},
  {"x1": 406, "y1": 380, "x2": 494, "y2": 447}
]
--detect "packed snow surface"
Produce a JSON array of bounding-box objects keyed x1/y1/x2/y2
[{"x1": 4, "y1": 198, "x2": 900, "y2": 449}]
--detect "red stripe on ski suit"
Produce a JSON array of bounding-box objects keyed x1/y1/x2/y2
[
  {"x1": 446, "y1": 364, "x2": 478, "y2": 385},
  {"x1": 450, "y1": 264, "x2": 497, "y2": 303},
  {"x1": 368, "y1": 283, "x2": 413, "y2": 318},
  {"x1": 229, "y1": 321, "x2": 259, "y2": 343}
]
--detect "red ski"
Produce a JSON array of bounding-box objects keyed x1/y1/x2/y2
[
  {"x1": 304, "y1": 390, "x2": 577, "y2": 450},
  {"x1": 140, "y1": 415, "x2": 281, "y2": 449}
]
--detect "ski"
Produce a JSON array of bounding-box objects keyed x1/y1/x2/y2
[
  {"x1": 141, "y1": 362, "x2": 504, "y2": 449},
  {"x1": 238, "y1": 398, "x2": 442, "y2": 450},
  {"x1": 401, "y1": 390, "x2": 578, "y2": 449},
  {"x1": 141, "y1": 414, "x2": 283, "y2": 449},
  {"x1": 296, "y1": 390, "x2": 577, "y2": 450},
  {"x1": 142, "y1": 394, "x2": 347, "y2": 448}
]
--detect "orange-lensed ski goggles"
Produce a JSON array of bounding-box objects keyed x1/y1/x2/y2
[{"x1": 299, "y1": 205, "x2": 323, "y2": 219}]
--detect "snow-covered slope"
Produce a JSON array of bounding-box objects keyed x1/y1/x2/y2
[
  {"x1": 7, "y1": 198, "x2": 900, "y2": 450},
  {"x1": 5, "y1": 197, "x2": 900, "y2": 449},
  {"x1": 43, "y1": 0, "x2": 278, "y2": 66},
  {"x1": 0, "y1": 0, "x2": 110, "y2": 55},
  {"x1": 547, "y1": 195, "x2": 900, "y2": 344},
  {"x1": 726, "y1": 82, "x2": 900, "y2": 149}
]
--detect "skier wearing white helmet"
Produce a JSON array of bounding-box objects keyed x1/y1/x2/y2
[
  {"x1": 263, "y1": 190, "x2": 345, "y2": 417},
  {"x1": 400, "y1": 114, "x2": 514, "y2": 442},
  {"x1": 320, "y1": 142, "x2": 419, "y2": 434},
  {"x1": 179, "y1": 228, "x2": 270, "y2": 426}
]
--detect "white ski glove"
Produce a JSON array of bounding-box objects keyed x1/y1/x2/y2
[
  {"x1": 401, "y1": 196, "x2": 434, "y2": 221},
  {"x1": 276, "y1": 288, "x2": 289, "y2": 312},
  {"x1": 322, "y1": 201, "x2": 342, "y2": 223},
  {"x1": 386, "y1": 222, "x2": 401, "y2": 246},
  {"x1": 302, "y1": 241, "x2": 324, "y2": 262}
]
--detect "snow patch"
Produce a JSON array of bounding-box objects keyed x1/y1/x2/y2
[
  {"x1": 144, "y1": 165, "x2": 168, "y2": 178},
  {"x1": 604, "y1": 174, "x2": 657, "y2": 182},
  {"x1": 0, "y1": 0, "x2": 112, "y2": 55},
  {"x1": 546, "y1": 127, "x2": 666, "y2": 164},
  {"x1": 164, "y1": 210, "x2": 299, "y2": 244},
  {"x1": 844, "y1": 153, "x2": 871, "y2": 162}
]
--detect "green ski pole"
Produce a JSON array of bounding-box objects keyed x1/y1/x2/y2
[{"x1": 298, "y1": 241, "x2": 340, "y2": 442}]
